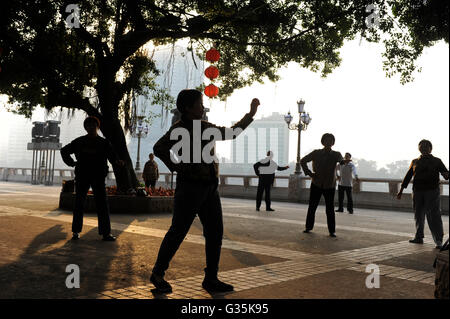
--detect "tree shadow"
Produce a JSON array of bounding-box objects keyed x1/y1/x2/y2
[{"x1": 0, "y1": 208, "x2": 144, "y2": 298}]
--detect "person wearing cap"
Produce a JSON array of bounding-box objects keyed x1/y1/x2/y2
[
  {"x1": 150, "y1": 89, "x2": 259, "y2": 294},
  {"x1": 60, "y1": 116, "x2": 124, "y2": 241}
]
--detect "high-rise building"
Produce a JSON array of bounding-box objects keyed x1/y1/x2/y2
[{"x1": 227, "y1": 112, "x2": 289, "y2": 174}]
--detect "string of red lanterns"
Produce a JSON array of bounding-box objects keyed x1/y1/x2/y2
[{"x1": 204, "y1": 47, "x2": 220, "y2": 98}]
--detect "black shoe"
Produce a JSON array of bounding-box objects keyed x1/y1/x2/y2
[
  {"x1": 102, "y1": 234, "x2": 116, "y2": 241},
  {"x1": 202, "y1": 278, "x2": 234, "y2": 293},
  {"x1": 71, "y1": 233, "x2": 80, "y2": 240},
  {"x1": 335, "y1": 209, "x2": 344, "y2": 213},
  {"x1": 409, "y1": 238, "x2": 423, "y2": 244},
  {"x1": 329, "y1": 233, "x2": 337, "y2": 237},
  {"x1": 348, "y1": 211, "x2": 353, "y2": 214},
  {"x1": 303, "y1": 229, "x2": 311, "y2": 233},
  {"x1": 150, "y1": 273, "x2": 172, "y2": 293},
  {"x1": 266, "y1": 208, "x2": 275, "y2": 211},
  {"x1": 435, "y1": 245, "x2": 443, "y2": 249},
  {"x1": 256, "y1": 207, "x2": 260, "y2": 211}
]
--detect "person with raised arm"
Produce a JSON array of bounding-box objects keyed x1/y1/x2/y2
[{"x1": 150, "y1": 89, "x2": 259, "y2": 293}]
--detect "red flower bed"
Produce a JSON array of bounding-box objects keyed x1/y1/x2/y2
[{"x1": 87, "y1": 186, "x2": 174, "y2": 197}]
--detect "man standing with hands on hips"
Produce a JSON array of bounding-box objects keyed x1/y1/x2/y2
[{"x1": 300, "y1": 133, "x2": 344, "y2": 237}]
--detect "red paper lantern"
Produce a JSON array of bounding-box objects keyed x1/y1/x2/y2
[
  {"x1": 204, "y1": 84, "x2": 219, "y2": 98},
  {"x1": 205, "y1": 48, "x2": 220, "y2": 62},
  {"x1": 204, "y1": 65, "x2": 219, "y2": 80}
]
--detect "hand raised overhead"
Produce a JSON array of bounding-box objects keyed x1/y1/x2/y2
[{"x1": 249, "y1": 98, "x2": 260, "y2": 117}]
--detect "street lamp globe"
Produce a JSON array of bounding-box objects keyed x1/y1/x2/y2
[
  {"x1": 301, "y1": 113, "x2": 311, "y2": 125},
  {"x1": 284, "y1": 112, "x2": 293, "y2": 125}
]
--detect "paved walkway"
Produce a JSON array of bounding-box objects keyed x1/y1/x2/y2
[{"x1": 0, "y1": 182, "x2": 447, "y2": 299}]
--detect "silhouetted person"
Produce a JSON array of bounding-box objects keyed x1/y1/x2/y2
[
  {"x1": 60, "y1": 116, "x2": 124, "y2": 241},
  {"x1": 254, "y1": 151, "x2": 289, "y2": 211},
  {"x1": 142, "y1": 153, "x2": 159, "y2": 190},
  {"x1": 397, "y1": 139, "x2": 449, "y2": 248},
  {"x1": 336, "y1": 152, "x2": 359, "y2": 214},
  {"x1": 301, "y1": 133, "x2": 344, "y2": 237},
  {"x1": 150, "y1": 89, "x2": 259, "y2": 293}
]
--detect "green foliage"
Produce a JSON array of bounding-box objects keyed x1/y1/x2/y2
[{"x1": 0, "y1": 0, "x2": 448, "y2": 115}]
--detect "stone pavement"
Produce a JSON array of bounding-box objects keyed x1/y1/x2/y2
[{"x1": 0, "y1": 181, "x2": 448, "y2": 299}]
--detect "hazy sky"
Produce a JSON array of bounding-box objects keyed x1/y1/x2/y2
[
  {"x1": 209, "y1": 39, "x2": 449, "y2": 168},
  {"x1": 1, "y1": 38, "x2": 448, "y2": 170}
]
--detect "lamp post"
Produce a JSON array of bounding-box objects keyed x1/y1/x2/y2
[
  {"x1": 131, "y1": 115, "x2": 149, "y2": 171},
  {"x1": 284, "y1": 99, "x2": 312, "y2": 175}
]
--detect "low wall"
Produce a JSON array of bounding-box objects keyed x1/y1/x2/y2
[
  {"x1": 2, "y1": 167, "x2": 448, "y2": 214},
  {"x1": 219, "y1": 184, "x2": 449, "y2": 214},
  {"x1": 59, "y1": 192, "x2": 173, "y2": 214}
]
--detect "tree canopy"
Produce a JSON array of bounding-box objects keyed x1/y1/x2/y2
[{"x1": 0, "y1": 0, "x2": 448, "y2": 190}]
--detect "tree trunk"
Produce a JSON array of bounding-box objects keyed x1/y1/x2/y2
[
  {"x1": 101, "y1": 115, "x2": 139, "y2": 192},
  {"x1": 95, "y1": 61, "x2": 139, "y2": 192}
]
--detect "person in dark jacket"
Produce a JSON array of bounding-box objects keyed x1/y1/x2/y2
[
  {"x1": 253, "y1": 151, "x2": 289, "y2": 211},
  {"x1": 300, "y1": 133, "x2": 344, "y2": 237},
  {"x1": 60, "y1": 116, "x2": 124, "y2": 241},
  {"x1": 142, "y1": 153, "x2": 159, "y2": 190},
  {"x1": 150, "y1": 89, "x2": 259, "y2": 293},
  {"x1": 397, "y1": 139, "x2": 449, "y2": 248}
]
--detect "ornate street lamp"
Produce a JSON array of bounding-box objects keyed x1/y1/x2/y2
[
  {"x1": 284, "y1": 99, "x2": 312, "y2": 175},
  {"x1": 131, "y1": 115, "x2": 149, "y2": 171}
]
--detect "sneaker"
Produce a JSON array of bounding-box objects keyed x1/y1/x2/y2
[
  {"x1": 329, "y1": 233, "x2": 337, "y2": 237},
  {"x1": 266, "y1": 208, "x2": 275, "y2": 212},
  {"x1": 102, "y1": 234, "x2": 116, "y2": 241},
  {"x1": 303, "y1": 229, "x2": 311, "y2": 233},
  {"x1": 202, "y1": 278, "x2": 234, "y2": 293},
  {"x1": 335, "y1": 209, "x2": 344, "y2": 213},
  {"x1": 409, "y1": 238, "x2": 423, "y2": 244},
  {"x1": 150, "y1": 273, "x2": 172, "y2": 293},
  {"x1": 71, "y1": 233, "x2": 80, "y2": 240}
]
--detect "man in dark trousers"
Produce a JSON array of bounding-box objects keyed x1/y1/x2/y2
[
  {"x1": 300, "y1": 133, "x2": 344, "y2": 237},
  {"x1": 336, "y1": 152, "x2": 359, "y2": 214},
  {"x1": 397, "y1": 139, "x2": 449, "y2": 249},
  {"x1": 61, "y1": 116, "x2": 123, "y2": 241},
  {"x1": 142, "y1": 153, "x2": 159, "y2": 190},
  {"x1": 254, "y1": 151, "x2": 289, "y2": 211},
  {"x1": 150, "y1": 89, "x2": 259, "y2": 293}
]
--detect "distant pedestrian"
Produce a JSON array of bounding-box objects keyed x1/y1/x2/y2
[
  {"x1": 300, "y1": 133, "x2": 344, "y2": 237},
  {"x1": 336, "y1": 153, "x2": 359, "y2": 214},
  {"x1": 253, "y1": 151, "x2": 289, "y2": 211},
  {"x1": 143, "y1": 153, "x2": 159, "y2": 190},
  {"x1": 60, "y1": 116, "x2": 124, "y2": 241},
  {"x1": 396, "y1": 139, "x2": 449, "y2": 249},
  {"x1": 150, "y1": 89, "x2": 260, "y2": 293}
]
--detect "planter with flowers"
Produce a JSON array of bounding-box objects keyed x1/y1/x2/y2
[{"x1": 59, "y1": 180, "x2": 174, "y2": 214}]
